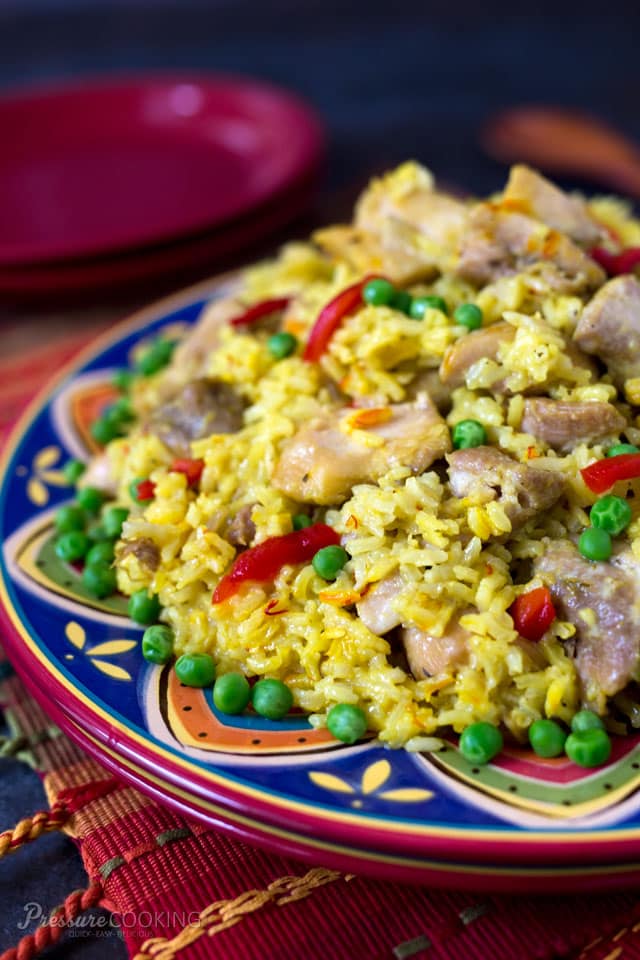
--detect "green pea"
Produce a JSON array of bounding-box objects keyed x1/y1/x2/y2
[
  {"x1": 571, "y1": 710, "x2": 605, "y2": 734},
  {"x1": 459, "y1": 722, "x2": 503, "y2": 765},
  {"x1": 292, "y1": 514, "x2": 313, "y2": 531},
  {"x1": 54, "y1": 505, "x2": 86, "y2": 534},
  {"x1": 409, "y1": 295, "x2": 448, "y2": 319},
  {"x1": 578, "y1": 527, "x2": 612, "y2": 562},
  {"x1": 142, "y1": 625, "x2": 174, "y2": 665},
  {"x1": 90, "y1": 416, "x2": 122, "y2": 445},
  {"x1": 127, "y1": 589, "x2": 161, "y2": 625},
  {"x1": 87, "y1": 524, "x2": 110, "y2": 542},
  {"x1": 85, "y1": 540, "x2": 115, "y2": 567},
  {"x1": 565, "y1": 728, "x2": 611, "y2": 767},
  {"x1": 213, "y1": 672, "x2": 251, "y2": 714},
  {"x1": 76, "y1": 486, "x2": 105, "y2": 514},
  {"x1": 82, "y1": 563, "x2": 117, "y2": 598},
  {"x1": 452, "y1": 419, "x2": 486, "y2": 450},
  {"x1": 528, "y1": 718, "x2": 567, "y2": 758},
  {"x1": 54, "y1": 530, "x2": 91, "y2": 562},
  {"x1": 312, "y1": 545, "x2": 349, "y2": 581},
  {"x1": 103, "y1": 506, "x2": 129, "y2": 538},
  {"x1": 606, "y1": 443, "x2": 639, "y2": 457},
  {"x1": 590, "y1": 494, "x2": 632, "y2": 536},
  {"x1": 175, "y1": 652, "x2": 216, "y2": 687},
  {"x1": 362, "y1": 277, "x2": 395, "y2": 306},
  {"x1": 105, "y1": 396, "x2": 135, "y2": 426},
  {"x1": 112, "y1": 368, "x2": 134, "y2": 392},
  {"x1": 136, "y1": 338, "x2": 175, "y2": 376},
  {"x1": 63, "y1": 459, "x2": 86, "y2": 485},
  {"x1": 453, "y1": 302, "x2": 483, "y2": 330},
  {"x1": 267, "y1": 332, "x2": 298, "y2": 360},
  {"x1": 391, "y1": 290, "x2": 412, "y2": 314},
  {"x1": 327, "y1": 703, "x2": 368, "y2": 744},
  {"x1": 251, "y1": 678, "x2": 293, "y2": 720}
]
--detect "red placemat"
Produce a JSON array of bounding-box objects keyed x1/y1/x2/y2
[{"x1": 2, "y1": 330, "x2": 640, "y2": 960}]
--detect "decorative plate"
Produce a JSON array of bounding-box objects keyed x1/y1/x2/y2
[{"x1": 3, "y1": 277, "x2": 640, "y2": 893}]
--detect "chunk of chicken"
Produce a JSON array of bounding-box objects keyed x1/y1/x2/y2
[
  {"x1": 457, "y1": 203, "x2": 605, "y2": 292},
  {"x1": 273, "y1": 396, "x2": 451, "y2": 505},
  {"x1": 447, "y1": 446, "x2": 565, "y2": 530},
  {"x1": 502, "y1": 165, "x2": 602, "y2": 246},
  {"x1": 313, "y1": 223, "x2": 438, "y2": 287},
  {"x1": 315, "y1": 165, "x2": 468, "y2": 285},
  {"x1": 520, "y1": 398, "x2": 626, "y2": 452},
  {"x1": 574, "y1": 275, "x2": 640, "y2": 387},
  {"x1": 148, "y1": 379, "x2": 246, "y2": 457},
  {"x1": 356, "y1": 572, "x2": 404, "y2": 635},
  {"x1": 170, "y1": 296, "x2": 243, "y2": 380},
  {"x1": 535, "y1": 539, "x2": 640, "y2": 708},
  {"x1": 439, "y1": 322, "x2": 515, "y2": 390},
  {"x1": 224, "y1": 504, "x2": 256, "y2": 549},
  {"x1": 119, "y1": 537, "x2": 160, "y2": 572},
  {"x1": 403, "y1": 367, "x2": 451, "y2": 412},
  {"x1": 401, "y1": 620, "x2": 470, "y2": 679}
]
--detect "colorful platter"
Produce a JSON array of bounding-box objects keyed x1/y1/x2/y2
[{"x1": 2, "y1": 276, "x2": 640, "y2": 892}]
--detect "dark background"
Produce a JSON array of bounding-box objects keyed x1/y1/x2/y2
[{"x1": 2, "y1": 1, "x2": 640, "y2": 955}]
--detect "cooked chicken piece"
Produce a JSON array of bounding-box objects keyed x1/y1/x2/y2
[
  {"x1": 447, "y1": 446, "x2": 565, "y2": 530},
  {"x1": 356, "y1": 181, "x2": 468, "y2": 252},
  {"x1": 314, "y1": 223, "x2": 438, "y2": 287},
  {"x1": 520, "y1": 398, "x2": 626, "y2": 451},
  {"x1": 574, "y1": 275, "x2": 640, "y2": 387},
  {"x1": 535, "y1": 539, "x2": 640, "y2": 708},
  {"x1": 440, "y1": 323, "x2": 596, "y2": 395},
  {"x1": 149, "y1": 379, "x2": 246, "y2": 457},
  {"x1": 81, "y1": 452, "x2": 117, "y2": 496},
  {"x1": 119, "y1": 537, "x2": 160, "y2": 572},
  {"x1": 457, "y1": 204, "x2": 605, "y2": 292},
  {"x1": 273, "y1": 396, "x2": 451, "y2": 505},
  {"x1": 403, "y1": 367, "x2": 451, "y2": 412},
  {"x1": 439, "y1": 322, "x2": 515, "y2": 389},
  {"x1": 502, "y1": 165, "x2": 602, "y2": 246},
  {"x1": 401, "y1": 620, "x2": 470, "y2": 679},
  {"x1": 315, "y1": 168, "x2": 469, "y2": 286},
  {"x1": 356, "y1": 572, "x2": 404, "y2": 635},
  {"x1": 170, "y1": 297, "x2": 243, "y2": 379},
  {"x1": 225, "y1": 504, "x2": 256, "y2": 549}
]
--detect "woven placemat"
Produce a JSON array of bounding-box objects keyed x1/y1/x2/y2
[{"x1": 2, "y1": 330, "x2": 640, "y2": 960}]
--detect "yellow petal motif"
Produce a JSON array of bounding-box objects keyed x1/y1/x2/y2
[
  {"x1": 90, "y1": 660, "x2": 132, "y2": 681},
  {"x1": 65, "y1": 621, "x2": 86, "y2": 650},
  {"x1": 378, "y1": 788, "x2": 433, "y2": 803},
  {"x1": 39, "y1": 469, "x2": 68, "y2": 487},
  {"x1": 86, "y1": 640, "x2": 137, "y2": 656},
  {"x1": 34, "y1": 446, "x2": 61, "y2": 470},
  {"x1": 27, "y1": 477, "x2": 48, "y2": 506},
  {"x1": 361, "y1": 759, "x2": 391, "y2": 794},
  {"x1": 308, "y1": 772, "x2": 355, "y2": 794}
]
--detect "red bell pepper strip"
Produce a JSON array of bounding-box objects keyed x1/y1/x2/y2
[
  {"x1": 132, "y1": 478, "x2": 156, "y2": 503},
  {"x1": 303, "y1": 276, "x2": 377, "y2": 362},
  {"x1": 170, "y1": 457, "x2": 204, "y2": 487},
  {"x1": 230, "y1": 297, "x2": 291, "y2": 327},
  {"x1": 590, "y1": 246, "x2": 640, "y2": 276},
  {"x1": 510, "y1": 587, "x2": 556, "y2": 642},
  {"x1": 581, "y1": 452, "x2": 640, "y2": 494},
  {"x1": 212, "y1": 523, "x2": 340, "y2": 603}
]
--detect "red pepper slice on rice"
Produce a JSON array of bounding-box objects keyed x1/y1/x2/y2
[{"x1": 212, "y1": 523, "x2": 340, "y2": 603}]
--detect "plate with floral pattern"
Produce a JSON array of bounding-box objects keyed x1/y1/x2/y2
[{"x1": 3, "y1": 276, "x2": 640, "y2": 892}]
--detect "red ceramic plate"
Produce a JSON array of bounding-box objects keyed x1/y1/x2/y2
[
  {"x1": 0, "y1": 175, "x2": 317, "y2": 306},
  {"x1": 0, "y1": 74, "x2": 324, "y2": 265}
]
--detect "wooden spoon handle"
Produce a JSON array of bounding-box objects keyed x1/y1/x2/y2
[{"x1": 482, "y1": 107, "x2": 640, "y2": 197}]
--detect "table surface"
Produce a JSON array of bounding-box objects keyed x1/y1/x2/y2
[{"x1": 2, "y1": 1, "x2": 640, "y2": 955}]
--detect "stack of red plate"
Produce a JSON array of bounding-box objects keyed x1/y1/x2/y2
[{"x1": 0, "y1": 74, "x2": 325, "y2": 304}]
